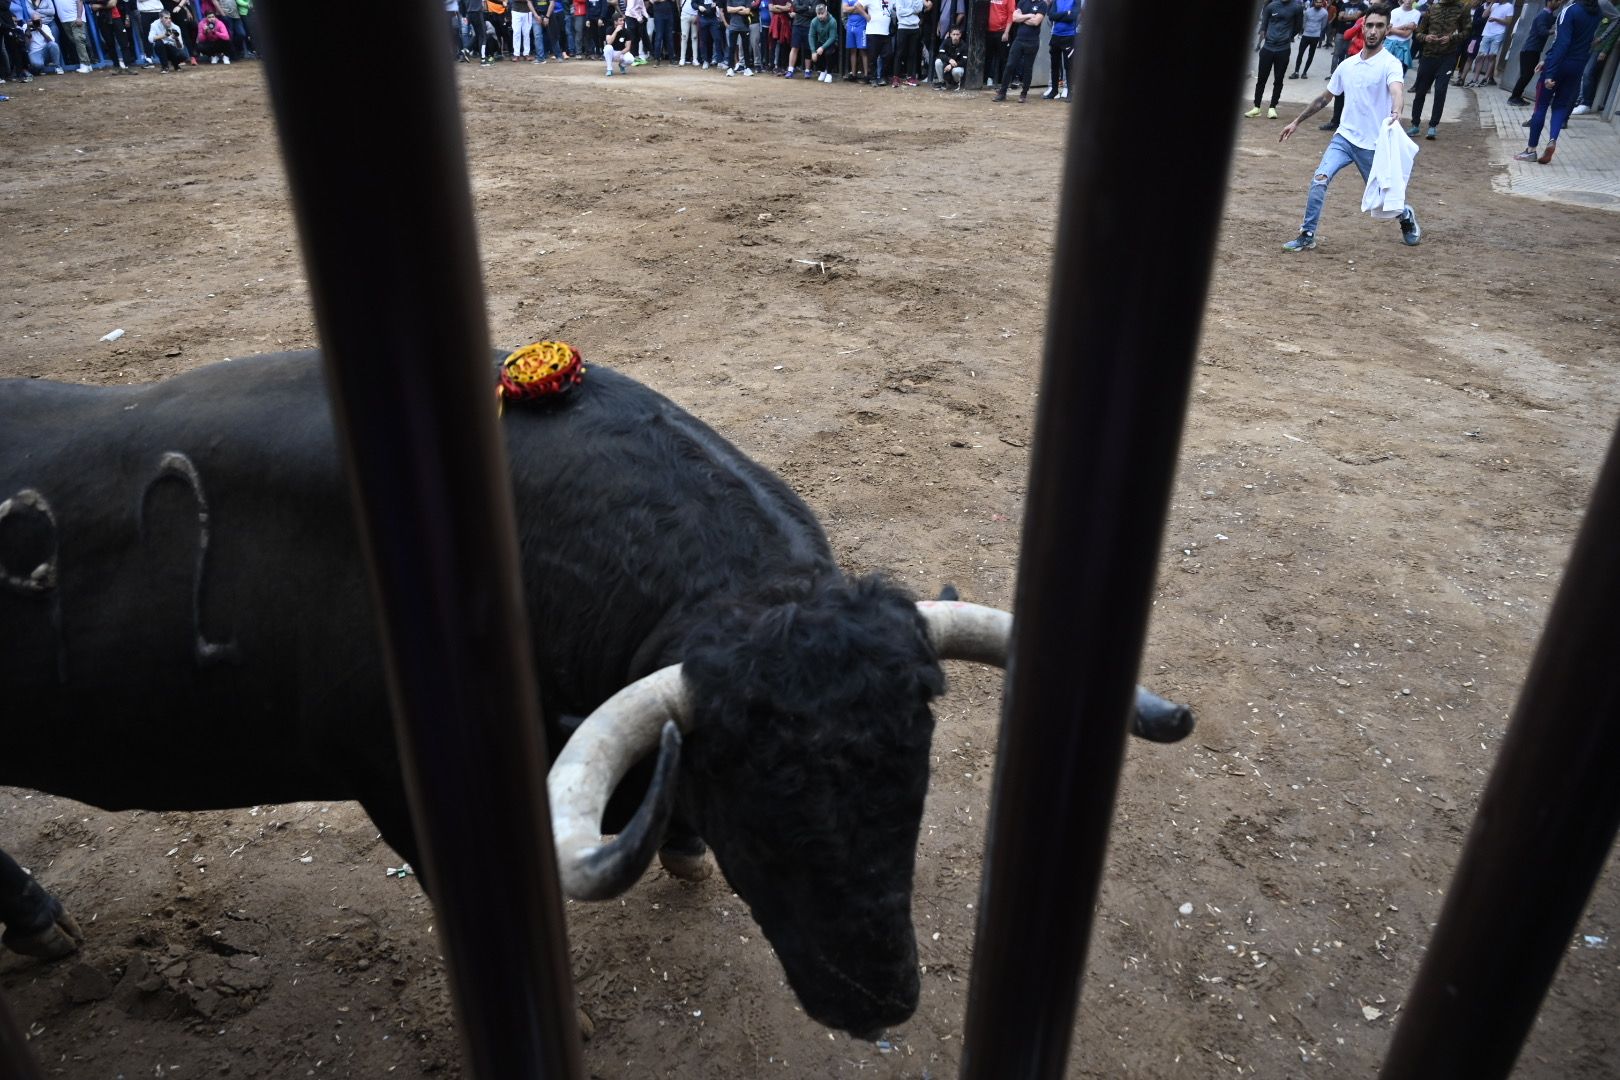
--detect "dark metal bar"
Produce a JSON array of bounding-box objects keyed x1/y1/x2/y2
[
  {"x1": 0, "y1": 993, "x2": 44, "y2": 1080},
  {"x1": 956, "y1": 4, "x2": 1251, "y2": 1077},
  {"x1": 252, "y1": 3, "x2": 582, "y2": 1078},
  {"x1": 1379, "y1": 422, "x2": 1620, "y2": 1080}
]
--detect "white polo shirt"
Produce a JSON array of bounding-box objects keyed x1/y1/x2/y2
[{"x1": 1327, "y1": 45, "x2": 1405, "y2": 150}]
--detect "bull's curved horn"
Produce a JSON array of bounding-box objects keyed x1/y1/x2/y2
[
  {"x1": 548, "y1": 665, "x2": 693, "y2": 900},
  {"x1": 916, "y1": 600, "x2": 1195, "y2": 742},
  {"x1": 916, "y1": 600, "x2": 1012, "y2": 667}
]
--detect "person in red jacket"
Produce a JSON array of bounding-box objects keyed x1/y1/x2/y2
[
  {"x1": 1318, "y1": 15, "x2": 1363, "y2": 130},
  {"x1": 985, "y1": 0, "x2": 1011, "y2": 86}
]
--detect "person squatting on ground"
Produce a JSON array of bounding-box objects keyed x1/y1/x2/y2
[
  {"x1": 146, "y1": 9, "x2": 186, "y2": 69},
  {"x1": 196, "y1": 9, "x2": 231, "y2": 61},
  {"x1": 805, "y1": 2, "x2": 835, "y2": 78},
  {"x1": 1408, "y1": 0, "x2": 1468, "y2": 139},
  {"x1": 1507, "y1": 0, "x2": 1559, "y2": 103},
  {"x1": 1250, "y1": 0, "x2": 1303, "y2": 118},
  {"x1": 934, "y1": 22, "x2": 964, "y2": 87},
  {"x1": 1, "y1": 2, "x2": 38, "y2": 80},
  {"x1": 1041, "y1": 0, "x2": 1076, "y2": 99},
  {"x1": 993, "y1": 0, "x2": 1045, "y2": 101},
  {"x1": 25, "y1": 13, "x2": 64, "y2": 72},
  {"x1": 605, "y1": 13, "x2": 635, "y2": 69},
  {"x1": 1280, "y1": 6, "x2": 1422, "y2": 252},
  {"x1": 1516, "y1": 0, "x2": 1604, "y2": 164},
  {"x1": 1292, "y1": 0, "x2": 1330, "y2": 76}
]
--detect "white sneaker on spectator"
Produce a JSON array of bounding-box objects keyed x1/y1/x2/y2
[
  {"x1": 726, "y1": 65, "x2": 735, "y2": 75},
  {"x1": 743, "y1": 67, "x2": 753, "y2": 75},
  {"x1": 1573, "y1": 104, "x2": 1590, "y2": 115},
  {"x1": 210, "y1": 55, "x2": 220, "y2": 63},
  {"x1": 76, "y1": 63, "x2": 91, "y2": 72},
  {"x1": 55, "y1": 66, "x2": 66, "y2": 73},
  {"x1": 222, "y1": 55, "x2": 231, "y2": 63}
]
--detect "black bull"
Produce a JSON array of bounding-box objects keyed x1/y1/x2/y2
[{"x1": 0, "y1": 350, "x2": 1192, "y2": 1037}]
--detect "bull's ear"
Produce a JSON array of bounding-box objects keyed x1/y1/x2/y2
[{"x1": 936, "y1": 584, "x2": 960, "y2": 602}]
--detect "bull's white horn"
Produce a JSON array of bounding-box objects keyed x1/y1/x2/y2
[
  {"x1": 916, "y1": 600, "x2": 1012, "y2": 667},
  {"x1": 548, "y1": 664, "x2": 693, "y2": 900}
]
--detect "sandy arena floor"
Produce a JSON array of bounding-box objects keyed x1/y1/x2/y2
[{"x1": 3, "y1": 58, "x2": 1620, "y2": 1078}]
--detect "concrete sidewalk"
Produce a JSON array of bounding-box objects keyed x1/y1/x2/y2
[{"x1": 1241, "y1": 55, "x2": 1620, "y2": 214}]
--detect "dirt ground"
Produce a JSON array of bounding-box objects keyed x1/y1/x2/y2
[{"x1": 3, "y1": 57, "x2": 1620, "y2": 1079}]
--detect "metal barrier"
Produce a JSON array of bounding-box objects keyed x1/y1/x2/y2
[{"x1": 955, "y1": 1, "x2": 1250, "y2": 1074}]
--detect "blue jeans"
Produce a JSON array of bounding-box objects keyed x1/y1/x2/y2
[
  {"x1": 29, "y1": 41, "x2": 63, "y2": 71},
  {"x1": 1301, "y1": 133, "x2": 1402, "y2": 237}
]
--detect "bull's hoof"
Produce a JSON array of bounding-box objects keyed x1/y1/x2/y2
[
  {"x1": 2, "y1": 903, "x2": 83, "y2": 960},
  {"x1": 657, "y1": 848, "x2": 714, "y2": 883}
]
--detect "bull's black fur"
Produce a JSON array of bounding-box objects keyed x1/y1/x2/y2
[
  {"x1": 678, "y1": 573, "x2": 944, "y2": 1032},
  {"x1": 0, "y1": 351, "x2": 947, "y2": 1035}
]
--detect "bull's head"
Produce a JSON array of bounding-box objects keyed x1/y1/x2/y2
[{"x1": 545, "y1": 580, "x2": 1193, "y2": 1037}]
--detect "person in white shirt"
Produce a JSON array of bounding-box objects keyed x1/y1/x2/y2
[
  {"x1": 134, "y1": 0, "x2": 165, "y2": 62},
  {"x1": 25, "y1": 15, "x2": 66, "y2": 73},
  {"x1": 1464, "y1": 0, "x2": 1513, "y2": 85},
  {"x1": 1277, "y1": 7, "x2": 1422, "y2": 252},
  {"x1": 46, "y1": 0, "x2": 92, "y2": 71}
]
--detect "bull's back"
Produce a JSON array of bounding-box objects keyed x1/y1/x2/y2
[{"x1": 0, "y1": 352, "x2": 834, "y2": 811}]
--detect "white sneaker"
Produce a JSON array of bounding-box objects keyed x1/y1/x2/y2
[
  {"x1": 700, "y1": 60, "x2": 708, "y2": 68},
  {"x1": 76, "y1": 63, "x2": 90, "y2": 72},
  {"x1": 211, "y1": 55, "x2": 220, "y2": 63},
  {"x1": 117, "y1": 60, "x2": 127, "y2": 69},
  {"x1": 55, "y1": 66, "x2": 66, "y2": 74},
  {"x1": 743, "y1": 66, "x2": 753, "y2": 76},
  {"x1": 1572, "y1": 104, "x2": 1590, "y2": 115},
  {"x1": 222, "y1": 55, "x2": 231, "y2": 64},
  {"x1": 725, "y1": 65, "x2": 734, "y2": 75},
  {"x1": 679, "y1": 58, "x2": 685, "y2": 65}
]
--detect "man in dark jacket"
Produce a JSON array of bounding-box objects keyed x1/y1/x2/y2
[
  {"x1": 1407, "y1": 0, "x2": 1469, "y2": 138},
  {"x1": 1249, "y1": 0, "x2": 1304, "y2": 118},
  {"x1": 1507, "y1": 0, "x2": 1559, "y2": 104}
]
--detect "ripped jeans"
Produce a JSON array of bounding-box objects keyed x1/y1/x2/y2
[{"x1": 1300, "y1": 133, "x2": 1405, "y2": 237}]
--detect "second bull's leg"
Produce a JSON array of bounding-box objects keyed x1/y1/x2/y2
[{"x1": 0, "y1": 847, "x2": 81, "y2": 960}]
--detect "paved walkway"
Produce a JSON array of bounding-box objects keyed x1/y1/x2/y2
[{"x1": 1243, "y1": 57, "x2": 1620, "y2": 215}]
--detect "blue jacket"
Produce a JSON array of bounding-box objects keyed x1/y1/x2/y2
[
  {"x1": 1049, "y1": 0, "x2": 1077, "y2": 37},
  {"x1": 1543, "y1": 0, "x2": 1599, "y2": 73},
  {"x1": 1521, "y1": 5, "x2": 1555, "y2": 54}
]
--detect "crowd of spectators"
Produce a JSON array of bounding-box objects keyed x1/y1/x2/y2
[
  {"x1": 442, "y1": 0, "x2": 1082, "y2": 94},
  {"x1": 1, "y1": 0, "x2": 252, "y2": 79},
  {"x1": 3, "y1": 0, "x2": 1090, "y2": 96}
]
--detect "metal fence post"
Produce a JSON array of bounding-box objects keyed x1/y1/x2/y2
[
  {"x1": 251, "y1": 1, "x2": 584, "y2": 1076},
  {"x1": 956, "y1": 3, "x2": 1250, "y2": 1076},
  {"x1": 1379, "y1": 420, "x2": 1620, "y2": 1080}
]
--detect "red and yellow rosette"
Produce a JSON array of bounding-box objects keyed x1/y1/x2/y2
[{"x1": 497, "y1": 341, "x2": 586, "y2": 414}]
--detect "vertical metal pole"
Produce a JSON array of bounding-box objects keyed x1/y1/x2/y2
[
  {"x1": 252, "y1": 2, "x2": 583, "y2": 1077},
  {"x1": 956, "y1": 4, "x2": 1250, "y2": 1076},
  {"x1": 0, "y1": 994, "x2": 44, "y2": 1080},
  {"x1": 1379, "y1": 423, "x2": 1620, "y2": 1080}
]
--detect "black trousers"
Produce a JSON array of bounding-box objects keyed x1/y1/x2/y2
[
  {"x1": 1410, "y1": 50, "x2": 1458, "y2": 126},
  {"x1": 895, "y1": 25, "x2": 919, "y2": 78},
  {"x1": 1293, "y1": 33, "x2": 1319, "y2": 75},
  {"x1": 1001, "y1": 35, "x2": 1035, "y2": 94},
  {"x1": 1509, "y1": 49, "x2": 1540, "y2": 99},
  {"x1": 1254, "y1": 45, "x2": 1288, "y2": 107},
  {"x1": 1048, "y1": 32, "x2": 1071, "y2": 88},
  {"x1": 96, "y1": 10, "x2": 135, "y2": 64}
]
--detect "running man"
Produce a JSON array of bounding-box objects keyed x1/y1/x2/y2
[{"x1": 1278, "y1": 6, "x2": 1422, "y2": 252}]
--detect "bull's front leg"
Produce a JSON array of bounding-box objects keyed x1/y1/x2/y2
[{"x1": 0, "y1": 847, "x2": 82, "y2": 960}]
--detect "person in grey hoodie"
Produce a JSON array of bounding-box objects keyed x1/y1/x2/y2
[
  {"x1": 893, "y1": 0, "x2": 922, "y2": 83},
  {"x1": 1292, "y1": 0, "x2": 1329, "y2": 76},
  {"x1": 1248, "y1": 0, "x2": 1303, "y2": 117}
]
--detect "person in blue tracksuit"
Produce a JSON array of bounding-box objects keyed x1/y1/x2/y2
[{"x1": 1514, "y1": 0, "x2": 1602, "y2": 164}]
